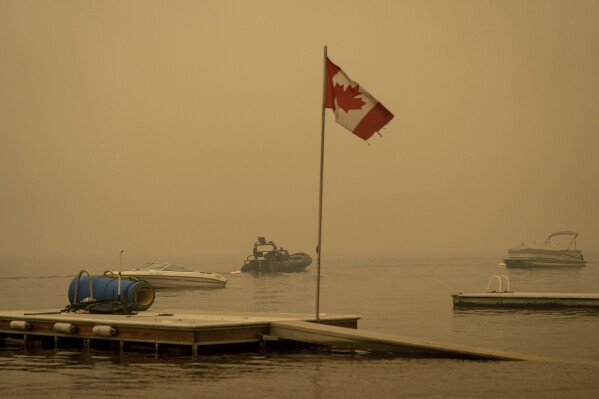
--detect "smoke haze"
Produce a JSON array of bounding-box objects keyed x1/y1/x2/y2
[{"x1": 2, "y1": 0, "x2": 598, "y2": 266}]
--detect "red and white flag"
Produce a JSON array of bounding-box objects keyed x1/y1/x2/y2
[{"x1": 325, "y1": 57, "x2": 394, "y2": 140}]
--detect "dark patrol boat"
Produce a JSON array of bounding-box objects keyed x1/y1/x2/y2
[{"x1": 240, "y1": 236, "x2": 312, "y2": 273}]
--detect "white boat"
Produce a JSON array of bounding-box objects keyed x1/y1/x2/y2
[
  {"x1": 503, "y1": 231, "x2": 587, "y2": 268},
  {"x1": 108, "y1": 263, "x2": 228, "y2": 288}
]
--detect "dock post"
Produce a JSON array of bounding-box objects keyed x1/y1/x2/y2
[
  {"x1": 191, "y1": 343, "x2": 198, "y2": 356},
  {"x1": 54, "y1": 336, "x2": 58, "y2": 350},
  {"x1": 259, "y1": 334, "x2": 279, "y2": 354}
]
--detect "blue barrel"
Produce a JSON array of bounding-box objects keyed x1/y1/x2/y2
[{"x1": 68, "y1": 276, "x2": 155, "y2": 311}]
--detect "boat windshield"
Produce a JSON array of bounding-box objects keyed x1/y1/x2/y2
[
  {"x1": 141, "y1": 263, "x2": 192, "y2": 272},
  {"x1": 162, "y1": 264, "x2": 193, "y2": 272},
  {"x1": 256, "y1": 244, "x2": 275, "y2": 253}
]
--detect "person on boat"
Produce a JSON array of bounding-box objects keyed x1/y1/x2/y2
[
  {"x1": 276, "y1": 248, "x2": 284, "y2": 261},
  {"x1": 276, "y1": 248, "x2": 289, "y2": 261}
]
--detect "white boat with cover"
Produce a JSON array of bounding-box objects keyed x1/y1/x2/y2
[
  {"x1": 107, "y1": 263, "x2": 227, "y2": 288},
  {"x1": 503, "y1": 231, "x2": 587, "y2": 268}
]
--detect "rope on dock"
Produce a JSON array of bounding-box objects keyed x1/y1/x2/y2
[{"x1": 61, "y1": 300, "x2": 140, "y2": 315}]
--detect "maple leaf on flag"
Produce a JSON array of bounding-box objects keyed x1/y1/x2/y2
[
  {"x1": 334, "y1": 83, "x2": 366, "y2": 113},
  {"x1": 325, "y1": 56, "x2": 394, "y2": 140}
]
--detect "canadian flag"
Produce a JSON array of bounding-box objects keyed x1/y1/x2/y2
[{"x1": 325, "y1": 57, "x2": 394, "y2": 140}]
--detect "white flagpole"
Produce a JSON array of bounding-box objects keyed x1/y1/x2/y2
[{"x1": 316, "y1": 45, "x2": 327, "y2": 322}]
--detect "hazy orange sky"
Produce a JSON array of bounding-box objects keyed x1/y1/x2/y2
[{"x1": 1, "y1": 0, "x2": 598, "y2": 265}]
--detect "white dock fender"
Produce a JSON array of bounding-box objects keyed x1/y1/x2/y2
[
  {"x1": 93, "y1": 325, "x2": 117, "y2": 337},
  {"x1": 53, "y1": 322, "x2": 78, "y2": 334},
  {"x1": 9, "y1": 320, "x2": 31, "y2": 331}
]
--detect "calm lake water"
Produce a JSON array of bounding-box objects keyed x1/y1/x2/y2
[{"x1": 1, "y1": 253, "x2": 599, "y2": 398}]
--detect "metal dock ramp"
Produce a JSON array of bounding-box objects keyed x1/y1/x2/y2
[{"x1": 270, "y1": 320, "x2": 541, "y2": 360}]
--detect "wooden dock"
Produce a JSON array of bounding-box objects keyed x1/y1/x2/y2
[
  {"x1": 0, "y1": 308, "x2": 538, "y2": 360},
  {"x1": 0, "y1": 309, "x2": 358, "y2": 354},
  {"x1": 453, "y1": 292, "x2": 599, "y2": 308}
]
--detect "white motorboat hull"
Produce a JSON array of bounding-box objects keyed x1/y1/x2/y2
[{"x1": 120, "y1": 273, "x2": 227, "y2": 288}]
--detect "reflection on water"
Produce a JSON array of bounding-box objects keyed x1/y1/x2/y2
[
  {"x1": 3, "y1": 345, "x2": 599, "y2": 399},
  {"x1": 2, "y1": 256, "x2": 599, "y2": 398}
]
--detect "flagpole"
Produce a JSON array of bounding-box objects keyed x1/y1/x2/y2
[{"x1": 316, "y1": 45, "x2": 327, "y2": 322}]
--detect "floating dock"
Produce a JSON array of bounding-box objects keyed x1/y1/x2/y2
[
  {"x1": 0, "y1": 309, "x2": 358, "y2": 355},
  {"x1": 453, "y1": 274, "x2": 599, "y2": 308},
  {"x1": 0, "y1": 308, "x2": 538, "y2": 360},
  {"x1": 453, "y1": 292, "x2": 599, "y2": 308}
]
